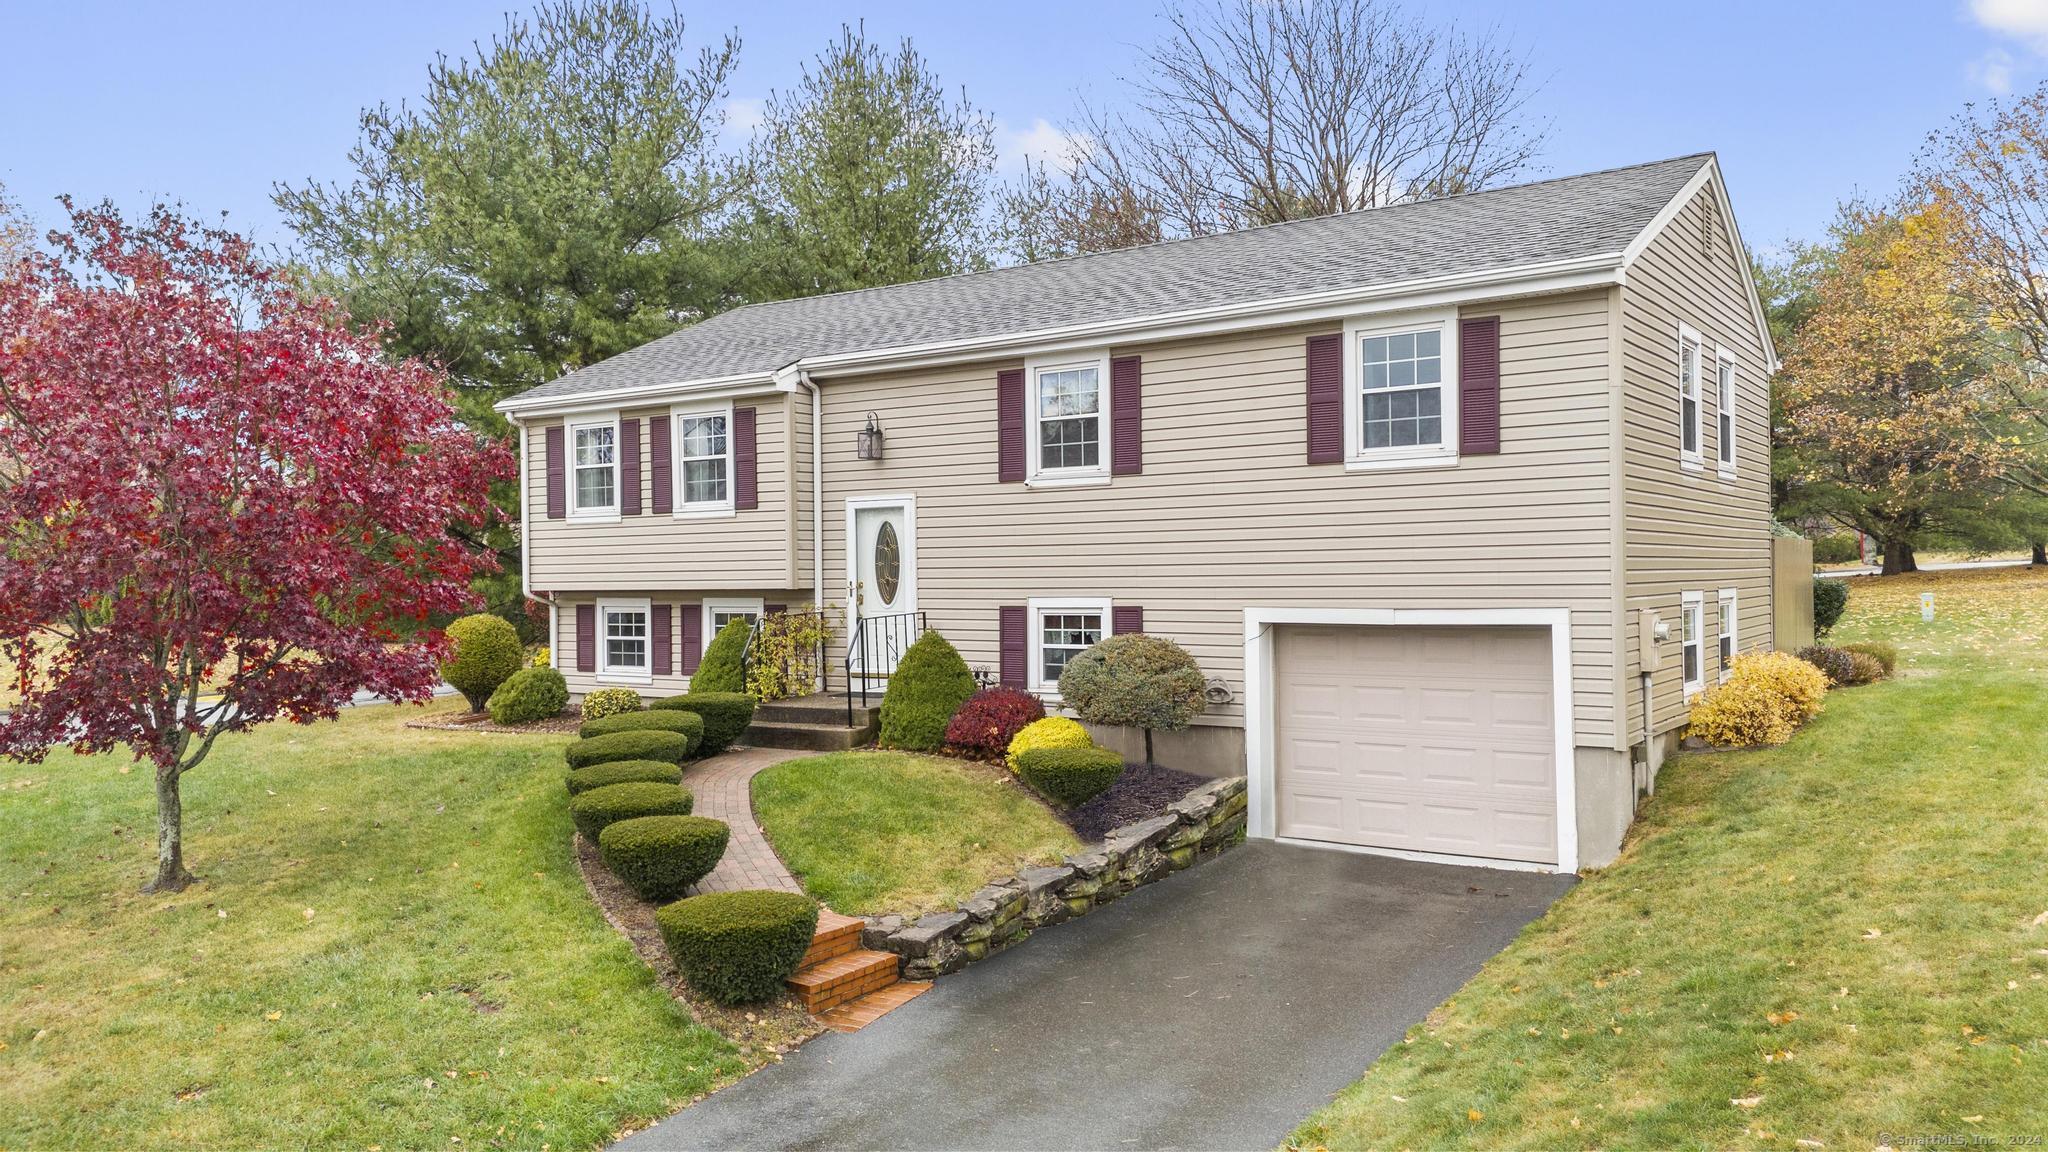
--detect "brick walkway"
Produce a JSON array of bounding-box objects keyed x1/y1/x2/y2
[{"x1": 682, "y1": 746, "x2": 806, "y2": 895}]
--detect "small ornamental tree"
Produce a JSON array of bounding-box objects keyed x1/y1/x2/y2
[
  {"x1": 0, "y1": 201, "x2": 507, "y2": 892},
  {"x1": 1057, "y1": 633, "x2": 1207, "y2": 766}
]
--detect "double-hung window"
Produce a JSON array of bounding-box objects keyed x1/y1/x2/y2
[
  {"x1": 702, "y1": 598, "x2": 764, "y2": 652},
  {"x1": 599, "y1": 599, "x2": 651, "y2": 681},
  {"x1": 1026, "y1": 352, "x2": 1110, "y2": 483},
  {"x1": 1718, "y1": 588, "x2": 1738, "y2": 679},
  {"x1": 1345, "y1": 309, "x2": 1458, "y2": 468},
  {"x1": 1715, "y1": 347, "x2": 1737, "y2": 477},
  {"x1": 1028, "y1": 597, "x2": 1113, "y2": 694},
  {"x1": 675, "y1": 404, "x2": 733, "y2": 514},
  {"x1": 1678, "y1": 325, "x2": 1704, "y2": 469},
  {"x1": 570, "y1": 416, "x2": 619, "y2": 517},
  {"x1": 1681, "y1": 591, "x2": 1704, "y2": 697}
]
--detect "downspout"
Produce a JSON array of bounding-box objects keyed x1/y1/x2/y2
[
  {"x1": 512, "y1": 416, "x2": 560, "y2": 644},
  {"x1": 795, "y1": 370, "x2": 824, "y2": 611}
]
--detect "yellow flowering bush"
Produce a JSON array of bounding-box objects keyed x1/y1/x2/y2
[
  {"x1": 1005, "y1": 715, "x2": 1094, "y2": 772},
  {"x1": 530, "y1": 645, "x2": 551, "y2": 668},
  {"x1": 1686, "y1": 651, "x2": 1830, "y2": 748}
]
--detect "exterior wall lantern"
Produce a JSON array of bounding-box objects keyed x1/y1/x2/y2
[{"x1": 856, "y1": 412, "x2": 885, "y2": 460}]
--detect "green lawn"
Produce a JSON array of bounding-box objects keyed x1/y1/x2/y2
[
  {"x1": 0, "y1": 699, "x2": 745, "y2": 1150},
  {"x1": 1291, "y1": 566, "x2": 2048, "y2": 1150},
  {"x1": 752, "y1": 751, "x2": 1081, "y2": 916}
]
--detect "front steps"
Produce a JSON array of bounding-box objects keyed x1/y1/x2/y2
[
  {"x1": 788, "y1": 909, "x2": 929, "y2": 1032},
  {"x1": 743, "y1": 693, "x2": 880, "y2": 752}
]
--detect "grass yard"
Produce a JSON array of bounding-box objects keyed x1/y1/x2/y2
[
  {"x1": 752, "y1": 751, "x2": 1081, "y2": 916},
  {"x1": 0, "y1": 698, "x2": 746, "y2": 1150},
  {"x1": 1291, "y1": 565, "x2": 2048, "y2": 1150}
]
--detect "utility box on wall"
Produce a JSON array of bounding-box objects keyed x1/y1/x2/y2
[{"x1": 1774, "y1": 535, "x2": 1815, "y2": 651}]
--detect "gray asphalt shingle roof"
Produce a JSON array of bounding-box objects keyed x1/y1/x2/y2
[{"x1": 508, "y1": 153, "x2": 1709, "y2": 407}]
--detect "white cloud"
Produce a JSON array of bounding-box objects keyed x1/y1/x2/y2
[
  {"x1": 720, "y1": 97, "x2": 765, "y2": 149},
  {"x1": 1970, "y1": 47, "x2": 2017, "y2": 92},
  {"x1": 1972, "y1": 0, "x2": 2048, "y2": 54},
  {"x1": 995, "y1": 118, "x2": 1090, "y2": 175}
]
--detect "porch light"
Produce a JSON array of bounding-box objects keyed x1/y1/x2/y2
[{"x1": 856, "y1": 412, "x2": 885, "y2": 460}]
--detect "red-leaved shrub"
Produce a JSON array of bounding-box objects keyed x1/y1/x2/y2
[{"x1": 943, "y1": 687, "x2": 1046, "y2": 760}]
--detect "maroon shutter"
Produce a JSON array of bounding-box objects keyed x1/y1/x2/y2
[
  {"x1": 1111, "y1": 355, "x2": 1142, "y2": 475},
  {"x1": 545, "y1": 425, "x2": 566, "y2": 519},
  {"x1": 999, "y1": 605, "x2": 1028, "y2": 688},
  {"x1": 649, "y1": 415, "x2": 672, "y2": 515},
  {"x1": 997, "y1": 368, "x2": 1026, "y2": 482},
  {"x1": 1112, "y1": 605, "x2": 1144, "y2": 635},
  {"x1": 1459, "y1": 315, "x2": 1501, "y2": 455},
  {"x1": 575, "y1": 604, "x2": 596, "y2": 673},
  {"x1": 620, "y1": 418, "x2": 642, "y2": 516},
  {"x1": 733, "y1": 406, "x2": 758, "y2": 510},
  {"x1": 652, "y1": 603, "x2": 673, "y2": 676},
  {"x1": 1306, "y1": 334, "x2": 1343, "y2": 464},
  {"x1": 680, "y1": 605, "x2": 702, "y2": 674}
]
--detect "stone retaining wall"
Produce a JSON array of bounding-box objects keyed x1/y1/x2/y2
[{"x1": 862, "y1": 776, "x2": 1249, "y2": 980}]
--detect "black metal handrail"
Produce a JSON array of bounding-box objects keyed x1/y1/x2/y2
[{"x1": 843, "y1": 610, "x2": 927, "y2": 726}]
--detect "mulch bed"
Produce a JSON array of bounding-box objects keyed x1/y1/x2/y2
[
  {"x1": 1063, "y1": 761, "x2": 1210, "y2": 843},
  {"x1": 403, "y1": 709, "x2": 583, "y2": 735}
]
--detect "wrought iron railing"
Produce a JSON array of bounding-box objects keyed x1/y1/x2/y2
[{"x1": 842, "y1": 610, "x2": 928, "y2": 726}]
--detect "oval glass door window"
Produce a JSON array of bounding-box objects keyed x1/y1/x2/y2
[{"x1": 874, "y1": 520, "x2": 901, "y2": 605}]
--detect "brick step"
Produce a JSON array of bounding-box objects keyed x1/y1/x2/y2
[
  {"x1": 785, "y1": 948, "x2": 901, "y2": 1014},
  {"x1": 816, "y1": 980, "x2": 931, "y2": 1033},
  {"x1": 800, "y1": 910, "x2": 865, "y2": 969}
]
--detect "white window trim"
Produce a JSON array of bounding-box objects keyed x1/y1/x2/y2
[
  {"x1": 1026, "y1": 595, "x2": 1114, "y2": 699},
  {"x1": 1678, "y1": 324, "x2": 1704, "y2": 472},
  {"x1": 1717, "y1": 587, "x2": 1738, "y2": 681},
  {"x1": 1681, "y1": 590, "x2": 1705, "y2": 698},
  {"x1": 1024, "y1": 349, "x2": 1113, "y2": 487},
  {"x1": 568, "y1": 412, "x2": 622, "y2": 522},
  {"x1": 596, "y1": 596, "x2": 653, "y2": 684},
  {"x1": 1343, "y1": 306, "x2": 1460, "y2": 471},
  {"x1": 701, "y1": 597, "x2": 766, "y2": 653},
  {"x1": 1714, "y1": 345, "x2": 1737, "y2": 478},
  {"x1": 671, "y1": 400, "x2": 737, "y2": 518}
]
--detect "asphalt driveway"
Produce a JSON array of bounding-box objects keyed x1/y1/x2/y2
[{"x1": 617, "y1": 840, "x2": 1572, "y2": 1152}]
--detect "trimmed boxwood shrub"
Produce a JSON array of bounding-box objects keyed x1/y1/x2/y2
[
  {"x1": 565, "y1": 729, "x2": 693, "y2": 769},
  {"x1": 1016, "y1": 744, "x2": 1126, "y2": 808},
  {"x1": 878, "y1": 631, "x2": 977, "y2": 751},
  {"x1": 444, "y1": 614, "x2": 525, "y2": 711},
  {"x1": 943, "y1": 687, "x2": 1046, "y2": 760},
  {"x1": 566, "y1": 759, "x2": 683, "y2": 796},
  {"x1": 655, "y1": 889, "x2": 819, "y2": 1006},
  {"x1": 1813, "y1": 579, "x2": 1849, "y2": 637},
  {"x1": 581, "y1": 686, "x2": 643, "y2": 721},
  {"x1": 579, "y1": 708, "x2": 705, "y2": 744},
  {"x1": 1005, "y1": 715, "x2": 1095, "y2": 772},
  {"x1": 486, "y1": 666, "x2": 568, "y2": 725},
  {"x1": 691, "y1": 618, "x2": 751, "y2": 694},
  {"x1": 569, "y1": 781, "x2": 693, "y2": 842},
  {"x1": 598, "y1": 814, "x2": 730, "y2": 902},
  {"x1": 651, "y1": 692, "x2": 757, "y2": 756}
]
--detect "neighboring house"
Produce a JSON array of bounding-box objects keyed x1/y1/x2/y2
[{"x1": 497, "y1": 153, "x2": 1778, "y2": 873}]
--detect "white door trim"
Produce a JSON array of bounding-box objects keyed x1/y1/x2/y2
[
  {"x1": 1242, "y1": 606, "x2": 1578, "y2": 874},
  {"x1": 843, "y1": 494, "x2": 918, "y2": 622}
]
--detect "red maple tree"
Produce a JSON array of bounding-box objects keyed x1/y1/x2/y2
[{"x1": 0, "y1": 200, "x2": 509, "y2": 891}]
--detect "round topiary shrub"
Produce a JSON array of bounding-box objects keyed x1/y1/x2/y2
[
  {"x1": 655, "y1": 889, "x2": 819, "y2": 1006},
  {"x1": 1015, "y1": 744, "x2": 1126, "y2": 808},
  {"x1": 690, "y1": 618, "x2": 751, "y2": 694},
  {"x1": 943, "y1": 687, "x2": 1046, "y2": 760},
  {"x1": 486, "y1": 666, "x2": 569, "y2": 725},
  {"x1": 878, "y1": 630, "x2": 977, "y2": 751},
  {"x1": 579, "y1": 709, "x2": 706, "y2": 744},
  {"x1": 1057, "y1": 633, "x2": 1207, "y2": 766},
  {"x1": 569, "y1": 781, "x2": 693, "y2": 842},
  {"x1": 1005, "y1": 715, "x2": 1095, "y2": 772},
  {"x1": 581, "y1": 686, "x2": 643, "y2": 722},
  {"x1": 650, "y1": 692, "x2": 757, "y2": 756},
  {"x1": 565, "y1": 729, "x2": 694, "y2": 769},
  {"x1": 1813, "y1": 579, "x2": 1849, "y2": 637},
  {"x1": 443, "y1": 614, "x2": 525, "y2": 712},
  {"x1": 565, "y1": 759, "x2": 683, "y2": 797},
  {"x1": 599, "y1": 814, "x2": 731, "y2": 902}
]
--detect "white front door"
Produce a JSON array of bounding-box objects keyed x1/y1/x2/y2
[{"x1": 847, "y1": 497, "x2": 916, "y2": 676}]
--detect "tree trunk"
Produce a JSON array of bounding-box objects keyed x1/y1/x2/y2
[
  {"x1": 147, "y1": 763, "x2": 195, "y2": 893},
  {"x1": 1879, "y1": 538, "x2": 1919, "y2": 575},
  {"x1": 2033, "y1": 541, "x2": 2046, "y2": 566}
]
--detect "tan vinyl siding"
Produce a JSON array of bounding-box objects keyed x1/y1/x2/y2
[
  {"x1": 813, "y1": 291, "x2": 1620, "y2": 746},
  {"x1": 525, "y1": 397, "x2": 796, "y2": 593},
  {"x1": 1618, "y1": 183, "x2": 1776, "y2": 742},
  {"x1": 549, "y1": 590, "x2": 808, "y2": 700}
]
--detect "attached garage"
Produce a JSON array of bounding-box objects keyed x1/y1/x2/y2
[{"x1": 1246, "y1": 609, "x2": 1578, "y2": 872}]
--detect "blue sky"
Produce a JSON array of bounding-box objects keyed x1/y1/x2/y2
[{"x1": 5, "y1": 0, "x2": 2048, "y2": 256}]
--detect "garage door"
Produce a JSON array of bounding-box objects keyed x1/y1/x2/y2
[{"x1": 1274, "y1": 624, "x2": 1557, "y2": 865}]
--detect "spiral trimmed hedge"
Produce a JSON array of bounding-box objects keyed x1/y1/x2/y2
[
  {"x1": 564, "y1": 729, "x2": 693, "y2": 769},
  {"x1": 565, "y1": 759, "x2": 683, "y2": 797},
  {"x1": 655, "y1": 889, "x2": 819, "y2": 1006},
  {"x1": 1015, "y1": 744, "x2": 1127, "y2": 808},
  {"x1": 569, "y1": 781, "x2": 694, "y2": 842},
  {"x1": 598, "y1": 814, "x2": 730, "y2": 902},
  {"x1": 650, "y1": 692, "x2": 757, "y2": 756},
  {"x1": 577, "y1": 708, "x2": 706, "y2": 745}
]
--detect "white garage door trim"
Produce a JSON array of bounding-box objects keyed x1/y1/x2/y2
[{"x1": 1243, "y1": 607, "x2": 1578, "y2": 874}]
